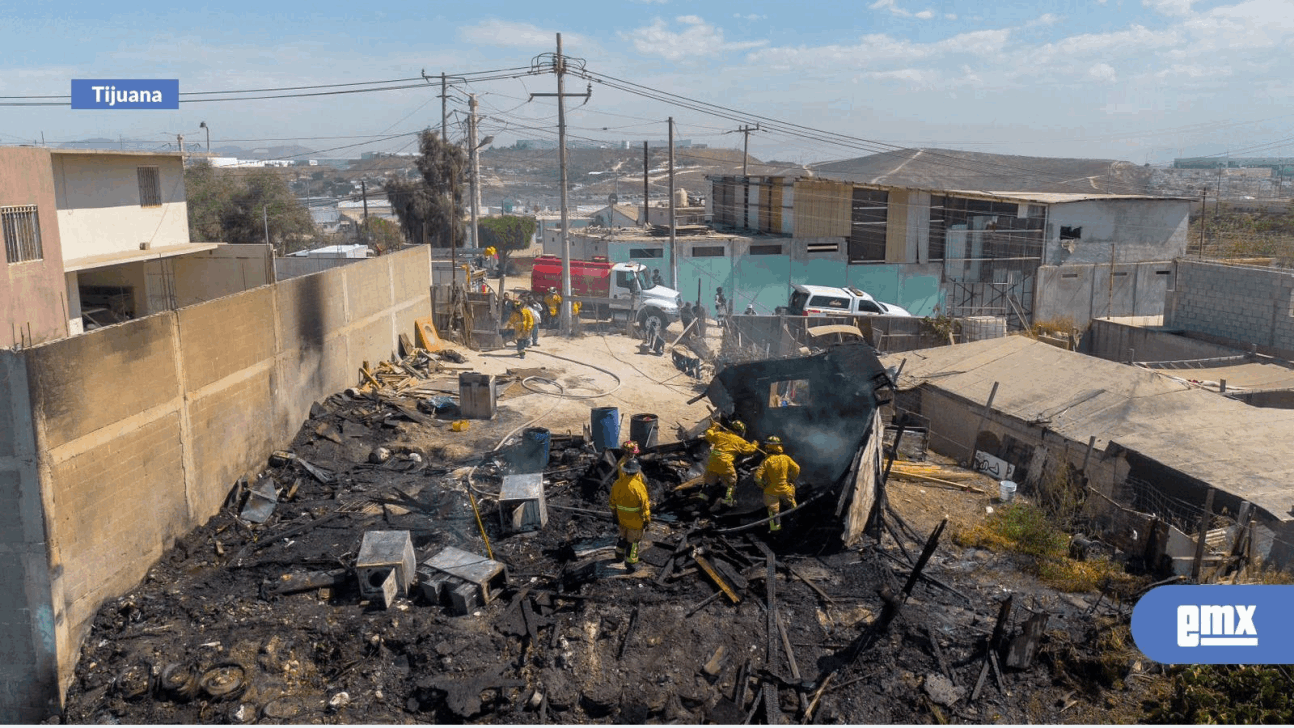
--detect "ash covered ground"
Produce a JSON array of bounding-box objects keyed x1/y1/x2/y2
[{"x1": 56, "y1": 337, "x2": 1165, "y2": 725}]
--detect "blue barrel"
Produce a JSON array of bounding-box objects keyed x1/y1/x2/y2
[
  {"x1": 630, "y1": 413, "x2": 659, "y2": 449},
  {"x1": 591, "y1": 407, "x2": 620, "y2": 452},
  {"x1": 515, "y1": 427, "x2": 551, "y2": 473}
]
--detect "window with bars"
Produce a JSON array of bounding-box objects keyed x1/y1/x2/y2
[
  {"x1": 138, "y1": 166, "x2": 161, "y2": 207},
  {"x1": 2, "y1": 205, "x2": 43, "y2": 264}
]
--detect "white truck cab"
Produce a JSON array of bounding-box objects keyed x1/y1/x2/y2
[{"x1": 611, "y1": 262, "x2": 681, "y2": 330}]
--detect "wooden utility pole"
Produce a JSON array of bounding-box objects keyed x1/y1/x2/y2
[
  {"x1": 468, "y1": 93, "x2": 481, "y2": 287},
  {"x1": 668, "y1": 117, "x2": 677, "y2": 288},
  {"x1": 727, "y1": 123, "x2": 760, "y2": 176},
  {"x1": 1199, "y1": 188, "x2": 1207, "y2": 257},
  {"x1": 361, "y1": 180, "x2": 370, "y2": 249},
  {"x1": 442, "y1": 73, "x2": 456, "y2": 285},
  {"x1": 642, "y1": 141, "x2": 649, "y2": 225}
]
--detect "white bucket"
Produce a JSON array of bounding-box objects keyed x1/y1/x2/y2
[{"x1": 999, "y1": 480, "x2": 1017, "y2": 503}]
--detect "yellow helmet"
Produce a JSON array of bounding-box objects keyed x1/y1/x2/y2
[
  {"x1": 729, "y1": 420, "x2": 746, "y2": 436},
  {"x1": 764, "y1": 436, "x2": 784, "y2": 452}
]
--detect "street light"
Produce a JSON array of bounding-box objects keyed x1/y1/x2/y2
[{"x1": 199, "y1": 121, "x2": 209, "y2": 154}]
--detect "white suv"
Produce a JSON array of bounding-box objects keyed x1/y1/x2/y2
[{"x1": 786, "y1": 284, "x2": 913, "y2": 318}]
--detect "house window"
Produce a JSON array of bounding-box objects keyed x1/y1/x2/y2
[
  {"x1": 691, "y1": 246, "x2": 725, "y2": 257},
  {"x1": 1060, "y1": 225, "x2": 1082, "y2": 240},
  {"x1": 848, "y1": 187, "x2": 889, "y2": 262},
  {"x1": 138, "y1": 166, "x2": 161, "y2": 207},
  {"x1": 749, "y1": 244, "x2": 784, "y2": 255},
  {"x1": 629, "y1": 248, "x2": 663, "y2": 258},
  {"x1": 2, "y1": 205, "x2": 43, "y2": 263}
]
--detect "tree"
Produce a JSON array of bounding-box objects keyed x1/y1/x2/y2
[
  {"x1": 384, "y1": 129, "x2": 467, "y2": 248},
  {"x1": 477, "y1": 215, "x2": 537, "y2": 275},
  {"x1": 365, "y1": 218, "x2": 403, "y2": 255},
  {"x1": 184, "y1": 162, "x2": 317, "y2": 253}
]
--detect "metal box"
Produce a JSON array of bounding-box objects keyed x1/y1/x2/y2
[
  {"x1": 419, "y1": 546, "x2": 508, "y2": 614},
  {"x1": 498, "y1": 473, "x2": 548, "y2": 533},
  {"x1": 355, "y1": 531, "x2": 416, "y2": 599},
  {"x1": 459, "y1": 372, "x2": 497, "y2": 419}
]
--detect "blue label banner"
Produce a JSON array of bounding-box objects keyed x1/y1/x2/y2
[
  {"x1": 1131, "y1": 585, "x2": 1294, "y2": 664},
  {"x1": 71, "y1": 80, "x2": 179, "y2": 110}
]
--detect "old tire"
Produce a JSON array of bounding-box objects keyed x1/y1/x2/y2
[{"x1": 200, "y1": 662, "x2": 248, "y2": 701}]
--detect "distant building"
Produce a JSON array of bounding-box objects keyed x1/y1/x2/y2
[
  {"x1": 709, "y1": 149, "x2": 1191, "y2": 325},
  {"x1": 590, "y1": 204, "x2": 641, "y2": 228},
  {"x1": 1174, "y1": 157, "x2": 1294, "y2": 177}
]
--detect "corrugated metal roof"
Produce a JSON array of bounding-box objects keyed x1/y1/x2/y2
[{"x1": 882, "y1": 337, "x2": 1294, "y2": 524}]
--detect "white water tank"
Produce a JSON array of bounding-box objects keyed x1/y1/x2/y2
[
  {"x1": 674, "y1": 188, "x2": 688, "y2": 207},
  {"x1": 962, "y1": 316, "x2": 1007, "y2": 342}
]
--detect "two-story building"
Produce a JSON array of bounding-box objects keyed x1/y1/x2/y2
[
  {"x1": 1, "y1": 148, "x2": 271, "y2": 348},
  {"x1": 706, "y1": 148, "x2": 1192, "y2": 326}
]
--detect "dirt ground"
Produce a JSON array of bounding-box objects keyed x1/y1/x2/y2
[{"x1": 53, "y1": 331, "x2": 1168, "y2": 725}]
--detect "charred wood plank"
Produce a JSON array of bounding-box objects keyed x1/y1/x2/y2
[
  {"x1": 685, "y1": 589, "x2": 725, "y2": 618},
  {"x1": 694, "y1": 552, "x2": 740, "y2": 604},
  {"x1": 617, "y1": 603, "x2": 640, "y2": 660},
  {"x1": 927, "y1": 626, "x2": 956, "y2": 686}
]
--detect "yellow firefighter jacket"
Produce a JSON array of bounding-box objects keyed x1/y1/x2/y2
[
  {"x1": 507, "y1": 307, "x2": 535, "y2": 337},
  {"x1": 754, "y1": 453, "x2": 800, "y2": 498},
  {"x1": 545, "y1": 292, "x2": 562, "y2": 317},
  {"x1": 609, "y1": 472, "x2": 651, "y2": 530},
  {"x1": 704, "y1": 425, "x2": 759, "y2": 473}
]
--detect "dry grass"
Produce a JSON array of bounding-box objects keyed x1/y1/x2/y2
[{"x1": 952, "y1": 502, "x2": 1136, "y2": 593}]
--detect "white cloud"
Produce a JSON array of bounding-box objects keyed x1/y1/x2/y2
[
  {"x1": 631, "y1": 0, "x2": 668, "y2": 4},
  {"x1": 915, "y1": 10, "x2": 935, "y2": 19},
  {"x1": 945, "y1": 13, "x2": 958, "y2": 19},
  {"x1": 870, "y1": 0, "x2": 912, "y2": 16},
  {"x1": 1144, "y1": 0, "x2": 1198, "y2": 16},
  {"x1": 1089, "y1": 62, "x2": 1118, "y2": 82},
  {"x1": 1027, "y1": 13, "x2": 1061, "y2": 26},
  {"x1": 625, "y1": 16, "x2": 767, "y2": 61},
  {"x1": 734, "y1": 13, "x2": 766, "y2": 20},
  {"x1": 458, "y1": 20, "x2": 582, "y2": 48}
]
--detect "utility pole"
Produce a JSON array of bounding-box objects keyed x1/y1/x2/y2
[
  {"x1": 263, "y1": 205, "x2": 270, "y2": 250},
  {"x1": 469, "y1": 93, "x2": 481, "y2": 263},
  {"x1": 668, "y1": 117, "x2": 678, "y2": 288},
  {"x1": 361, "y1": 180, "x2": 370, "y2": 249},
  {"x1": 440, "y1": 71, "x2": 456, "y2": 286},
  {"x1": 642, "y1": 141, "x2": 649, "y2": 225},
  {"x1": 527, "y1": 34, "x2": 591, "y2": 335},
  {"x1": 726, "y1": 123, "x2": 761, "y2": 176},
  {"x1": 177, "y1": 134, "x2": 185, "y2": 157},
  {"x1": 1200, "y1": 187, "x2": 1208, "y2": 257}
]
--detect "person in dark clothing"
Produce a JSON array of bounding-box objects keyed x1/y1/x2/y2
[
  {"x1": 651, "y1": 268, "x2": 663, "y2": 287},
  {"x1": 680, "y1": 302, "x2": 695, "y2": 331}
]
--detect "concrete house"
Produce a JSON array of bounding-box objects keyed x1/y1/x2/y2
[
  {"x1": 708, "y1": 148, "x2": 1192, "y2": 327},
  {"x1": 1, "y1": 148, "x2": 271, "y2": 348},
  {"x1": 590, "y1": 203, "x2": 641, "y2": 228}
]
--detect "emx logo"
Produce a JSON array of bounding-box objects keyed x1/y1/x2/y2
[
  {"x1": 1133, "y1": 586, "x2": 1293, "y2": 664},
  {"x1": 1177, "y1": 604, "x2": 1257, "y2": 647}
]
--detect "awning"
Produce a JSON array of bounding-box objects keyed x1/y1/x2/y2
[{"x1": 63, "y1": 243, "x2": 221, "y2": 272}]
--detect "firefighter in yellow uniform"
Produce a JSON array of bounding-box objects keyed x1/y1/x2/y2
[
  {"x1": 544, "y1": 287, "x2": 562, "y2": 329},
  {"x1": 609, "y1": 458, "x2": 651, "y2": 571},
  {"x1": 506, "y1": 303, "x2": 536, "y2": 359},
  {"x1": 753, "y1": 436, "x2": 800, "y2": 533},
  {"x1": 700, "y1": 419, "x2": 759, "y2": 506}
]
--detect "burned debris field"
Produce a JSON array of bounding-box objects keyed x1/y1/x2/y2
[{"x1": 59, "y1": 341, "x2": 1166, "y2": 725}]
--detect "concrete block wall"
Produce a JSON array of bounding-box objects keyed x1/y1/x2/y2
[
  {"x1": 1166, "y1": 259, "x2": 1294, "y2": 352},
  {"x1": 1034, "y1": 261, "x2": 1174, "y2": 324},
  {"x1": 0, "y1": 246, "x2": 430, "y2": 722},
  {"x1": 1083, "y1": 318, "x2": 1243, "y2": 363}
]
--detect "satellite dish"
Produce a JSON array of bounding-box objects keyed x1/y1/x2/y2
[{"x1": 608, "y1": 193, "x2": 618, "y2": 205}]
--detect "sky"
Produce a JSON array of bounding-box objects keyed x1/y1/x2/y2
[{"x1": 3, "y1": 0, "x2": 1294, "y2": 164}]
